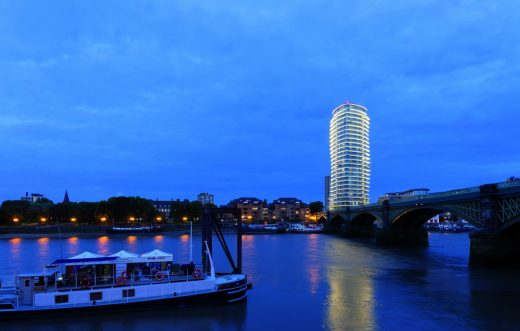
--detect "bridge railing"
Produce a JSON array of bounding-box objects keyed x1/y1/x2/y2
[{"x1": 330, "y1": 180, "x2": 520, "y2": 213}]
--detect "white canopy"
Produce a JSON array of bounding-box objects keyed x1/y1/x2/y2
[
  {"x1": 140, "y1": 249, "x2": 173, "y2": 261},
  {"x1": 109, "y1": 250, "x2": 139, "y2": 259},
  {"x1": 71, "y1": 251, "x2": 104, "y2": 259}
]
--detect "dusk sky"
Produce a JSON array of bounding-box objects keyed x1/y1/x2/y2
[{"x1": 1, "y1": 1, "x2": 519, "y2": 205}]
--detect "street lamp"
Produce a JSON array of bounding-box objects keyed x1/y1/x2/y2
[
  {"x1": 155, "y1": 216, "x2": 162, "y2": 222},
  {"x1": 129, "y1": 216, "x2": 136, "y2": 222},
  {"x1": 40, "y1": 217, "x2": 47, "y2": 223},
  {"x1": 100, "y1": 216, "x2": 107, "y2": 223},
  {"x1": 70, "y1": 217, "x2": 77, "y2": 223},
  {"x1": 182, "y1": 216, "x2": 188, "y2": 222},
  {"x1": 12, "y1": 217, "x2": 19, "y2": 224}
]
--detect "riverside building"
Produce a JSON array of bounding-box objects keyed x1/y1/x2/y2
[{"x1": 328, "y1": 102, "x2": 370, "y2": 210}]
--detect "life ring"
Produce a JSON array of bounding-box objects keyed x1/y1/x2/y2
[
  {"x1": 155, "y1": 271, "x2": 165, "y2": 281},
  {"x1": 116, "y1": 272, "x2": 127, "y2": 285},
  {"x1": 192, "y1": 268, "x2": 201, "y2": 279},
  {"x1": 79, "y1": 278, "x2": 90, "y2": 288}
]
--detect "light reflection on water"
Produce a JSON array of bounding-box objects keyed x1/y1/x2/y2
[
  {"x1": 1, "y1": 233, "x2": 519, "y2": 330},
  {"x1": 37, "y1": 237, "x2": 49, "y2": 260},
  {"x1": 97, "y1": 236, "x2": 111, "y2": 255}
]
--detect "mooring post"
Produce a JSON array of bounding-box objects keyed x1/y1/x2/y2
[
  {"x1": 202, "y1": 208, "x2": 213, "y2": 273},
  {"x1": 236, "y1": 210, "x2": 242, "y2": 274}
]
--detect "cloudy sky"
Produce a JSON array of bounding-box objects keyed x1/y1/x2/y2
[{"x1": 0, "y1": 0, "x2": 519, "y2": 204}]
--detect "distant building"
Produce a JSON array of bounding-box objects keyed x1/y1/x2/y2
[
  {"x1": 377, "y1": 188, "x2": 430, "y2": 202},
  {"x1": 324, "y1": 176, "x2": 330, "y2": 211},
  {"x1": 271, "y1": 197, "x2": 309, "y2": 222},
  {"x1": 21, "y1": 192, "x2": 45, "y2": 203},
  {"x1": 151, "y1": 200, "x2": 173, "y2": 217},
  {"x1": 329, "y1": 102, "x2": 371, "y2": 210},
  {"x1": 197, "y1": 192, "x2": 214, "y2": 205},
  {"x1": 228, "y1": 198, "x2": 265, "y2": 223}
]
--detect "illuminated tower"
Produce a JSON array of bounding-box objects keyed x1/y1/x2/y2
[{"x1": 329, "y1": 102, "x2": 370, "y2": 209}]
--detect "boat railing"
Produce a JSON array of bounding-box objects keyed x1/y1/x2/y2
[
  {"x1": 0, "y1": 275, "x2": 16, "y2": 291},
  {"x1": 49, "y1": 264, "x2": 207, "y2": 292}
]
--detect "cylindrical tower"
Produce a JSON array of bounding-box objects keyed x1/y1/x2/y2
[{"x1": 328, "y1": 102, "x2": 370, "y2": 210}]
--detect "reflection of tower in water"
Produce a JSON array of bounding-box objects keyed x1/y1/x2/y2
[{"x1": 325, "y1": 242, "x2": 375, "y2": 330}]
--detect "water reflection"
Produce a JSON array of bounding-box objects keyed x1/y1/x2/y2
[
  {"x1": 9, "y1": 238, "x2": 22, "y2": 258},
  {"x1": 127, "y1": 235, "x2": 137, "y2": 252},
  {"x1": 305, "y1": 234, "x2": 321, "y2": 294},
  {"x1": 37, "y1": 237, "x2": 50, "y2": 260},
  {"x1": 67, "y1": 236, "x2": 79, "y2": 256},
  {"x1": 153, "y1": 235, "x2": 164, "y2": 248},
  {"x1": 97, "y1": 236, "x2": 110, "y2": 255},
  {"x1": 325, "y1": 239, "x2": 375, "y2": 331}
]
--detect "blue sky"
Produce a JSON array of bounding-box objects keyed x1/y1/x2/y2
[{"x1": 0, "y1": 1, "x2": 519, "y2": 205}]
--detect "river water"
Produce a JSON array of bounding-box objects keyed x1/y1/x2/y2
[{"x1": 1, "y1": 232, "x2": 519, "y2": 330}]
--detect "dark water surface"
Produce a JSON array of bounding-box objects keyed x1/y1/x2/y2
[{"x1": 1, "y1": 233, "x2": 519, "y2": 330}]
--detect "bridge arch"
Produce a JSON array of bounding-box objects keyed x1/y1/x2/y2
[
  {"x1": 350, "y1": 212, "x2": 383, "y2": 228},
  {"x1": 390, "y1": 206, "x2": 480, "y2": 229},
  {"x1": 498, "y1": 215, "x2": 520, "y2": 234},
  {"x1": 328, "y1": 215, "x2": 346, "y2": 232}
]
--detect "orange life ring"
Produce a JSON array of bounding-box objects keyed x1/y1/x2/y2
[
  {"x1": 117, "y1": 272, "x2": 127, "y2": 285},
  {"x1": 155, "y1": 272, "x2": 165, "y2": 281},
  {"x1": 80, "y1": 278, "x2": 90, "y2": 288},
  {"x1": 192, "y1": 268, "x2": 201, "y2": 279}
]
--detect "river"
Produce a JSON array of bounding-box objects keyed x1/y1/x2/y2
[{"x1": 1, "y1": 232, "x2": 519, "y2": 330}]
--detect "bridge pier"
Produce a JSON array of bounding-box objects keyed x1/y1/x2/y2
[
  {"x1": 469, "y1": 230, "x2": 520, "y2": 267},
  {"x1": 375, "y1": 228, "x2": 429, "y2": 247}
]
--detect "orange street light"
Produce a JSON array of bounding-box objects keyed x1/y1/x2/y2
[
  {"x1": 40, "y1": 217, "x2": 47, "y2": 223},
  {"x1": 129, "y1": 217, "x2": 136, "y2": 222},
  {"x1": 155, "y1": 216, "x2": 162, "y2": 222},
  {"x1": 182, "y1": 216, "x2": 188, "y2": 222},
  {"x1": 12, "y1": 217, "x2": 19, "y2": 223},
  {"x1": 70, "y1": 217, "x2": 77, "y2": 223},
  {"x1": 100, "y1": 216, "x2": 107, "y2": 222}
]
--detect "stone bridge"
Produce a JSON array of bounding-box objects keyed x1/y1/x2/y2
[{"x1": 327, "y1": 181, "x2": 520, "y2": 267}]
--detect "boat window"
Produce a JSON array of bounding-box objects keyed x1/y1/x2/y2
[
  {"x1": 24, "y1": 280, "x2": 30, "y2": 287},
  {"x1": 34, "y1": 276, "x2": 45, "y2": 286},
  {"x1": 90, "y1": 292, "x2": 102, "y2": 301},
  {"x1": 55, "y1": 295, "x2": 69, "y2": 304},
  {"x1": 123, "y1": 289, "x2": 135, "y2": 298}
]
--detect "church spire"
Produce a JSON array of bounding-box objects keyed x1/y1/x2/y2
[{"x1": 63, "y1": 190, "x2": 70, "y2": 203}]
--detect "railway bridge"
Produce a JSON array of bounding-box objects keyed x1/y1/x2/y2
[{"x1": 328, "y1": 181, "x2": 520, "y2": 267}]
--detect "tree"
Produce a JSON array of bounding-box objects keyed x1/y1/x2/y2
[
  {"x1": 106, "y1": 197, "x2": 155, "y2": 224},
  {"x1": 170, "y1": 199, "x2": 188, "y2": 222},
  {"x1": 0, "y1": 200, "x2": 30, "y2": 225},
  {"x1": 188, "y1": 201, "x2": 203, "y2": 221},
  {"x1": 309, "y1": 201, "x2": 324, "y2": 222}
]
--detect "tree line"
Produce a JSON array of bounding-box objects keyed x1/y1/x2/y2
[{"x1": 0, "y1": 197, "x2": 208, "y2": 225}]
